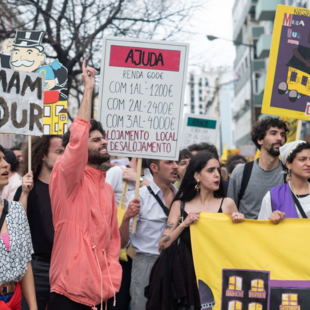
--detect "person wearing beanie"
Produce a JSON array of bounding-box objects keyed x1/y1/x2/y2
[
  {"x1": 1, "y1": 149, "x2": 22, "y2": 201},
  {"x1": 258, "y1": 140, "x2": 310, "y2": 222}
]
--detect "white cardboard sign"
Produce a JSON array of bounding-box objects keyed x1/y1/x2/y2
[
  {"x1": 98, "y1": 37, "x2": 189, "y2": 160},
  {"x1": 0, "y1": 67, "x2": 44, "y2": 135},
  {"x1": 182, "y1": 114, "x2": 219, "y2": 148}
]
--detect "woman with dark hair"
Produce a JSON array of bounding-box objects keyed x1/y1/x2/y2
[
  {"x1": 0, "y1": 145, "x2": 37, "y2": 310},
  {"x1": 147, "y1": 151, "x2": 244, "y2": 309},
  {"x1": 159, "y1": 151, "x2": 244, "y2": 252},
  {"x1": 259, "y1": 140, "x2": 310, "y2": 223}
]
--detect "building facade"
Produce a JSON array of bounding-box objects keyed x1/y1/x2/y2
[
  {"x1": 184, "y1": 69, "x2": 235, "y2": 152},
  {"x1": 232, "y1": 0, "x2": 308, "y2": 147}
]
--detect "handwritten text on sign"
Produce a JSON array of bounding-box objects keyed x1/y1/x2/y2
[
  {"x1": 182, "y1": 114, "x2": 219, "y2": 148},
  {"x1": 0, "y1": 68, "x2": 43, "y2": 135},
  {"x1": 99, "y1": 38, "x2": 189, "y2": 160}
]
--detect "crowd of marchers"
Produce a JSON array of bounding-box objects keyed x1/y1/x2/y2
[{"x1": 0, "y1": 62, "x2": 309, "y2": 310}]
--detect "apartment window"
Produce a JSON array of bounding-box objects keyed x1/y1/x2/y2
[
  {"x1": 226, "y1": 276, "x2": 244, "y2": 297},
  {"x1": 205, "y1": 78, "x2": 209, "y2": 86},
  {"x1": 248, "y1": 303, "x2": 262, "y2": 310},
  {"x1": 282, "y1": 294, "x2": 298, "y2": 306},
  {"x1": 228, "y1": 300, "x2": 242, "y2": 310}
]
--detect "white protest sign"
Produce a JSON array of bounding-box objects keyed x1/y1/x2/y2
[
  {"x1": 0, "y1": 68, "x2": 44, "y2": 135},
  {"x1": 182, "y1": 114, "x2": 219, "y2": 148},
  {"x1": 98, "y1": 37, "x2": 189, "y2": 160}
]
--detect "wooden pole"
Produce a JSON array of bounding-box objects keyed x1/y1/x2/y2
[
  {"x1": 296, "y1": 119, "x2": 302, "y2": 140},
  {"x1": 132, "y1": 157, "x2": 142, "y2": 233},
  {"x1": 28, "y1": 136, "x2": 31, "y2": 173}
]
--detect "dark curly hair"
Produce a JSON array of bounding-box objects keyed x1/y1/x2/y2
[
  {"x1": 21, "y1": 135, "x2": 62, "y2": 177},
  {"x1": 62, "y1": 119, "x2": 105, "y2": 148},
  {"x1": 251, "y1": 117, "x2": 289, "y2": 150}
]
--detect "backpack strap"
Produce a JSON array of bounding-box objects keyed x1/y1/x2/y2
[
  {"x1": 147, "y1": 186, "x2": 169, "y2": 216},
  {"x1": 0, "y1": 200, "x2": 9, "y2": 232},
  {"x1": 237, "y1": 161, "x2": 254, "y2": 209}
]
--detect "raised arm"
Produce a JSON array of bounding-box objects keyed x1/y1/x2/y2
[
  {"x1": 50, "y1": 61, "x2": 98, "y2": 201},
  {"x1": 158, "y1": 200, "x2": 199, "y2": 253},
  {"x1": 77, "y1": 60, "x2": 97, "y2": 122}
]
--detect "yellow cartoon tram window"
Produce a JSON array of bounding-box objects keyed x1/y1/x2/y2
[{"x1": 228, "y1": 300, "x2": 242, "y2": 310}]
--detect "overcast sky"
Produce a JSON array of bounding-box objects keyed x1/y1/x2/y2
[{"x1": 181, "y1": 0, "x2": 236, "y2": 73}]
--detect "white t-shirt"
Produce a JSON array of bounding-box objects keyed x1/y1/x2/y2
[
  {"x1": 258, "y1": 191, "x2": 310, "y2": 220},
  {"x1": 106, "y1": 166, "x2": 153, "y2": 207}
]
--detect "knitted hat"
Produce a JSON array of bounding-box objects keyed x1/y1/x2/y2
[{"x1": 279, "y1": 140, "x2": 306, "y2": 165}]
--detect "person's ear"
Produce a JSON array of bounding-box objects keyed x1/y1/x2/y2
[
  {"x1": 194, "y1": 171, "x2": 200, "y2": 181},
  {"x1": 286, "y1": 161, "x2": 292, "y2": 171},
  {"x1": 257, "y1": 138, "x2": 263, "y2": 147},
  {"x1": 150, "y1": 163, "x2": 158, "y2": 174}
]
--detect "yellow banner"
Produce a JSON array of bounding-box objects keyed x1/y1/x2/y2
[{"x1": 191, "y1": 213, "x2": 310, "y2": 309}]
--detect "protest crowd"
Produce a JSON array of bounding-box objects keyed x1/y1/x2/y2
[
  {"x1": 1, "y1": 59, "x2": 310, "y2": 310},
  {"x1": 1, "y1": 13, "x2": 310, "y2": 308}
]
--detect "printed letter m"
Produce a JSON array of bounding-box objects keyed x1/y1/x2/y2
[{"x1": 283, "y1": 13, "x2": 292, "y2": 26}]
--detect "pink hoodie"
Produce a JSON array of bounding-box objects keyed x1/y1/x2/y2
[{"x1": 49, "y1": 117, "x2": 121, "y2": 307}]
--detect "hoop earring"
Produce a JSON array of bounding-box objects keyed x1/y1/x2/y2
[{"x1": 195, "y1": 179, "x2": 200, "y2": 192}]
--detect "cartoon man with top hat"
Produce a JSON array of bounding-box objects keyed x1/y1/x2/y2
[
  {"x1": 0, "y1": 30, "x2": 69, "y2": 134},
  {"x1": 0, "y1": 30, "x2": 67, "y2": 92}
]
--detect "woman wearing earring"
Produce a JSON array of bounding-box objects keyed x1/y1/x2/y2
[
  {"x1": 0, "y1": 145, "x2": 37, "y2": 310},
  {"x1": 258, "y1": 140, "x2": 310, "y2": 223},
  {"x1": 152, "y1": 151, "x2": 244, "y2": 309}
]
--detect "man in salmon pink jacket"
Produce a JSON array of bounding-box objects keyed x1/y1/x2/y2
[{"x1": 47, "y1": 60, "x2": 122, "y2": 310}]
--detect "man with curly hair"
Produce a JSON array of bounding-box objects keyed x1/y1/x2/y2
[
  {"x1": 13, "y1": 135, "x2": 64, "y2": 310},
  {"x1": 227, "y1": 117, "x2": 289, "y2": 219}
]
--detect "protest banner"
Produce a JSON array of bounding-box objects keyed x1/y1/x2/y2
[
  {"x1": 0, "y1": 67, "x2": 44, "y2": 135},
  {"x1": 0, "y1": 30, "x2": 68, "y2": 135},
  {"x1": 98, "y1": 37, "x2": 189, "y2": 232},
  {"x1": 98, "y1": 37, "x2": 189, "y2": 161},
  {"x1": 191, "y1": 213, "x2": 310, "y2": 309},
  {"x1": 182, "y1": 114, "x2": 219, "y2": 148},
  {"x1": 262, "y1": 5, "x2": 310, "y2": 122}
]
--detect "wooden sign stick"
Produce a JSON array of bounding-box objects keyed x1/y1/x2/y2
[
  {"x1": 28, "y1": 136, "x2": 31, "y2": 173},
  {"x1": 296, "y1": 119, "x2": 302, "y2": 141},
  {"x1": 132, "y1": 157, "x2": 142, "y2": 233}
]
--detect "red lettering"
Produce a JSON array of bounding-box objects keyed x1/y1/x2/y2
[{"x1": 283, "y1": 13, "x2": 292, "y2": 27}]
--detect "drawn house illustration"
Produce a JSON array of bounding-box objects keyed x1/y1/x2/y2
[
  {"x1": 219, "y1": 269, "x2": 310, "y2": 310},
  {"x1": 43, "y1": 90, "x2": 68, "y2": 135}
]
